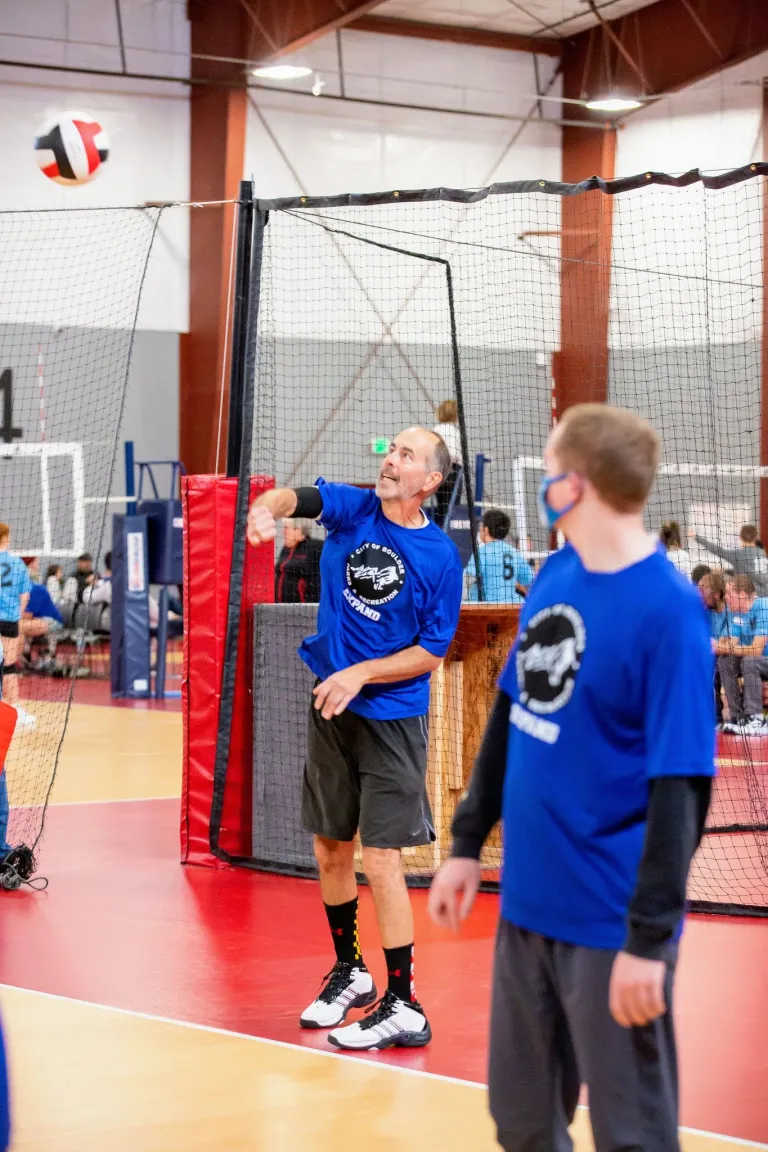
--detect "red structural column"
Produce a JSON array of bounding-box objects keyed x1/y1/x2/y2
[
  {"x1": 184, "y1": 0, "x2": 249, "y2": 478},
  {"x1": 553, "y1": 124, "x2": 617, "y2": 415}
]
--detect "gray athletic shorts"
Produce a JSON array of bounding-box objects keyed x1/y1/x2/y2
[
  {"x1": 301, "y1": 696, "x2": 435, "y2": 849},
  {"x1": 490, "y1": 920, "x2": 679, "y2": 1152}
]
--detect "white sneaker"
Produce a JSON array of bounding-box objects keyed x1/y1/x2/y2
[
  {"x1": 14, "y1": 706, "x2": 36, "y2": 730},
  {"x1": 300, "y1": 962, "x2": 377, "y2": 1030},
  {"x1": 327, "y1": 989, "x2": 432, "y2": 1051}
]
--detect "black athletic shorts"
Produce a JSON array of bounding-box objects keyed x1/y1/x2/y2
[
  {"x1": 0, "y1": 622, "x2": 19, "y2": 640},
  {"x1": 301, "y1": 695, "x2": 435, "y2": 850}
]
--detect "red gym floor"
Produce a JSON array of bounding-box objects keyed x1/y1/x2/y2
[{"x1": 0, "y1": 784, "x2": 766, "y2": 1144}]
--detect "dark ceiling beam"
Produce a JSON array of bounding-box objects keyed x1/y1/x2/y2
[
  {"x1": 348, "y1": 14, "x2": 561, "y2": 57},
  {"x1": 562, "y1": 0, "x2": 768, "y2": 126},
  {"x1": 237, "y1": 0, "x2": 388, "y2": 63}
]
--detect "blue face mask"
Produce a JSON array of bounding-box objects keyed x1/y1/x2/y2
[{"x1": 537, "y1": 473, "x2": 577, "y2": 529}]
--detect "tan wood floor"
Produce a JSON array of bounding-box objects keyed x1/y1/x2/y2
[
  {"x1": 1, "y1": 985, "x2": 760, "y2": 1152},
  {"x1": 1, "y1": 703, "x2": 762, "y2": 1150}
]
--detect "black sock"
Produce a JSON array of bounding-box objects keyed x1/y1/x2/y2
[
  {"x1": 384, "y1": 943, "x2": 415, "y2": 1003},
  {"x1": 324, "y1": 898, "x2": 364, "y2": 968}
]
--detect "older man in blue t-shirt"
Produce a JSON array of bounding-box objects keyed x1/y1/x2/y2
[
  {"x1": 247, "y1": 427, "x2": 463, "y2": 1052},
  {"x1": 716, "y1": 573, "x2": 768, "y2": 735}
]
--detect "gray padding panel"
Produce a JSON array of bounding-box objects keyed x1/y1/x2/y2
[{"x1": 252, "y1": 604, "x2": 319, "y2": 872}]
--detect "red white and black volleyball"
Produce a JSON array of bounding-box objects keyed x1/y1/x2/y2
[{"x1": 34, "y1": 113, "x2": 109, "y2": 186}]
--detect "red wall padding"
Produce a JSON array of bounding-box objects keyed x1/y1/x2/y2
[{"x1": 181, "y1": 474, "x2": 274, "y2": 867}]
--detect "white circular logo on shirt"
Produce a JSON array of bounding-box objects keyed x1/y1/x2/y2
[
  {"x1": 516, "y1": 604, "x2": 586, "y2": 715},
  {"x1": 346, "y1": 542, "x2": 406, "y2": 605}
]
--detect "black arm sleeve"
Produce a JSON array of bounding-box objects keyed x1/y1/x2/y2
[
  {"x1": 291, "y1": 487, "x2": 323, "y2": 519},
  {"x1": 624, "y1": 775, "x2": 712, "y2": 960},
  {"x1": 450, "y1": 689, "x2": 509, "y2": 860}
]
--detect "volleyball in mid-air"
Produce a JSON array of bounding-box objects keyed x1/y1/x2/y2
[{"x1": 34, "y1": 112, "x2": 109, "y2": 186}]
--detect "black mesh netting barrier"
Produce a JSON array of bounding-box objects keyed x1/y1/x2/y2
[{"x1": 212, "y1": 167, "x2": 768, "y2": 915}]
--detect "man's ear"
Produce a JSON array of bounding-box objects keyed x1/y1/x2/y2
[{"x1": 424, "y1": 471, "x2": 443, "y2": 498}]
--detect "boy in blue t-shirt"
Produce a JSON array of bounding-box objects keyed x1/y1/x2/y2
[
  {"x1": 0, "y1": 523, "x2": 34, "y2": 729},
  {"x1": 429, "y1": 404, "x2": 714, "y2": 1152},
  {"x1": 463, "y1": 509, "x2": 532, "y2": 604},
  {"x1": 716, "y1": 573, "x2": 768, "y2": 734},
  {"x1": 247, "y1": 427, "x2": 463, "y2": 1053}
]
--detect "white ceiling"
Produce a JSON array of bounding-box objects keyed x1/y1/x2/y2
[{"x1": 372, "y1": 0, "x2": 661, "y2": 40}]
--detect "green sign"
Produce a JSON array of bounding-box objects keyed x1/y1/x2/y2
[{"x1": 371, "y1": 436, "x2": 389, "y2": 455}]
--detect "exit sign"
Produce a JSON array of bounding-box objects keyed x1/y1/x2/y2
[{"x1": 371, "y1": 436, "x2": 389, "y2": 455}]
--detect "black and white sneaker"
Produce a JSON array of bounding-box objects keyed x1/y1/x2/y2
[
  {"x1": 300, "y1": 962, "x2": 377, "y2": 1030},
  {"x1": 722, "y1": 716, "x2": 765, "y2": 738},
  {"x1": 327, "y1": 989, "x2": 432, "y2": 1050}
]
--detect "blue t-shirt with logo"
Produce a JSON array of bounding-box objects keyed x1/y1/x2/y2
[
  {"x1": 0, "y1": 552, "x2": 32, "y2": 622},
  {"x1": 728, "y1": 597, "x2": 768, "y2": 653},
  {"x1": 465, "y1": 541, "x2": 532, "y2": 604},
  {"x1": 497, "y1": 544, "x2": 716, "y2": 950},
  {"x1": 298, "y1": 480, "x2": 463, "y2": 720}
]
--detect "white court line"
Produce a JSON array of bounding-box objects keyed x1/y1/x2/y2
[
  {"x1": 47, "y1": 796, "x2": 179, "y2": 807},
  {"x1": 0, "y1": 985, "x2": 764, "y2": 1148}
]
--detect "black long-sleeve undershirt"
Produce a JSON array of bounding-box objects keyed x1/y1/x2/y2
[{"x1": 450, "y1": 689, "x2": 713, "y2": 960}]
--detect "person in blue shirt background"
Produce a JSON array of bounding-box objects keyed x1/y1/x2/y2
[
  {"x1": 247, "y1": 427, "x2": 463, "y2": 1053},
  {"x1": 430, "y1": 404, "x2": 714, "y2": 1152},
  {"x1": 695, "y1": 568, "x2": 728, "y2": 728},
  {"x1": 716, "y1": 573, "x2": 768, "y2": 735},
  {"x1": 464, "y1": 509, "x2": 532, "y2": 604},
  {"x1": 0, "y1": 523, "x2": 34, "y2": 729},
  {"x1": 19, "y1": 556, "x2": 63, "y2": 674}
]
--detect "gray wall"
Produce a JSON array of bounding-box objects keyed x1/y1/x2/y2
[
  {"x1": 1, "y1": 324, "x2": 179, "y2": 564},
  {"x1": 251, "y1": 337, "x2": 761, "y2": 554}
]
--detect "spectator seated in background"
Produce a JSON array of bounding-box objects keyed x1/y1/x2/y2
[
  {"x1": 691, "y1": 563, "x2": 712, "y2": 586},
  {"x1": 60, "y1": 553, "x2": 95, "y2": 627},
  {"x1": 86, "y1": 552, "x2": 112, "y2": 633},
  {"x1": 431, "y1": 399, "x2": 462, "y2": 528},
  {"x1": 659, "y1": 520, "x2": 695, "y2": 577},
  {"x1": 716, "y1": 574, "x2": 768, "y2": 736},
  {"x1": 45, "y1": 564, "x2": 63, "y2": 606},
  {"x1": 696, "y1": 568, "x2": 727, "y2": 727},
  {"x1": 20, "y1": 557, "x2": 63, "y2": 673},
  {"x1": 693, "y1": 521, "x2": 768, "y2": 594},
  {"x1": 463, "y1": 509, "x2": 532, "y2": 604},
  {"x1": 275, "y1": 521, "x2": 323, "y2": 604}
]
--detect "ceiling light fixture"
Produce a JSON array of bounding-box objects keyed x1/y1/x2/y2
[
  {"x1": 251, "y1": 63, "x2": 312, "y2": 81},
  {"x1": 585, "y1": 95, "x2": 643, "y2": 112}
]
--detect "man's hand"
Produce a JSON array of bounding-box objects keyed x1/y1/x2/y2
[
  {"x1": 428, "y1": 857, "x2": 481, "y2": 932},
  {"x1": 247, "y1": 504, "x2": 277, "y2": 547},
  {"x1": 609, "y1": 951, "x2": 667, "y2": 1028},
  {"x1": 313, "y1": 666, "x2": 369, "y2": 720}
]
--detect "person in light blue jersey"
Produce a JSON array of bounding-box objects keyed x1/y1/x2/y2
[
  {"x1": 430, "y1": 404, "x2": 714, "y2": 1152},
  {"x1": 716, "y1": 573, "x2": 768, "y2": 735},
  {"x1": 464, "y1": 509, "x2": 532, "y2": 604},
  {"x1": 0, "y1": 523, "x2": 34, "y2": 729}
]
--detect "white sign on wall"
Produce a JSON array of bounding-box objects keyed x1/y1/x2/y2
[{"x1": 127, "y1": 532, "x2": 146, "y2": 593}]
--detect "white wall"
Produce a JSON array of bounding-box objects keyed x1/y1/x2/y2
[
  {"x1": 0, "y1": 0, "x2": 189, "y2": 333},
  {"x1": 245, "y1": 31, "x2": 562, "y2": 199},
  {"x1": 246, "y1": 32, "x2": 563, "y2": 350},
  {"x1": 610, "y1": 50, "x2": 767, "y2": 350}
]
